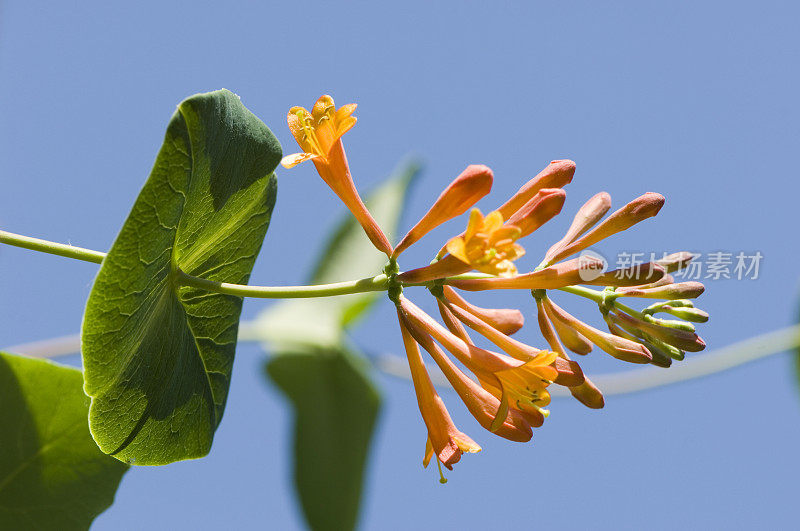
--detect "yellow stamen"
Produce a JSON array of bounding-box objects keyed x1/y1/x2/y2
[
  {"x1": 446, "y1": 208, "x2": 525, "y2": 277},
  {"x1": 436, "y1": 457, "x2": 448, "y2": 484}
]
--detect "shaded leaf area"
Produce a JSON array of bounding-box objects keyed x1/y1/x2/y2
[
  {"x1": 0, "y1": 352, "x2": 128, "y2": 530},
  {"x1": 266, "y1": 348, "x2": 380, "y2": 531},
  {"x1": 255, "y1": 161, "x2": 420, "y2": 349},
  {"x1": 82, "y1": 89, "x2": 281, "y2": 465}
]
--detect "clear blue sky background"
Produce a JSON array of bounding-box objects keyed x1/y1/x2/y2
[{"x1": 2, "y1": 1, "x2": 799, "y2": 529}]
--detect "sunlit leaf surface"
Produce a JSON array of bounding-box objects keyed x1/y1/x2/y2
[{"x1": 82, "y1": 89, "x2": 281, "y2": 465}]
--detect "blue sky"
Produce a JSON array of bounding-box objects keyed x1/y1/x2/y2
[{"x1": 1, "y1": 1, "x2": 798, "y2": 529}]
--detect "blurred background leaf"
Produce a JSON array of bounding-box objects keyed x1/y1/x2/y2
[
  {"x1": 259, "y1": 160, "x2": 419, "y2": 530},
  {"x1": 0, "y1": 352, "x2": 128, "y2": 530},
  {"x1": 266, "y1": 348, "x2": 380, "y2": 531}
]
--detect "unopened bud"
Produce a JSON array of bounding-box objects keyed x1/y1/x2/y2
[
  {"x1": 552, "y1": 356, "x2": 585, "y2": 387},
  {"x1": 544, "y1": 298, "x2": 652, "y2": 364},
  {"x1": 442, "y1": 286, "x2": 524, "y2": 335},
  {"x1": 643, "y1": 314, "x2": 697, "y2": 332},
  {"x1": 609, "y1": 310, "x2": 706, "y2": 353},
  {"x1": 544, "y1": 192, "x2": 612, "y2": 263},
  {"x1": 546, "y1": 192, "x2": 665, "y2": 264},
  {"x1": 658, "y1": 305, "x2": 709, "y2": 323},
  {"x1": 655, "y1": 252, "x2": 696, "y2": 273},
  {"x1": 614, "y1": 281, "x2": 705, "y2": 300},
  {"x1": 505, "y1": 188, "x2": 566, "y2": 238},
  {"x1": 569, "y1": 379, "x2": 605, "y2": 409},
  {"x1": 496, "y1": 160, "x2": 576, "y2": 220}
]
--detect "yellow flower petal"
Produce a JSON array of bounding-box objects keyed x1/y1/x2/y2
[
  {"x1": 482, "y1": 210, "x2": 504, "y2": 233},
  {"x1": 280, "y1": 152, "x2": 317, "y2": 169},
  {"x1": 464, "y1": 208, "x2": 484, "y2": 242},
  {"x1": 446, "y1": 236, "x2": 469, "y2": 264}
]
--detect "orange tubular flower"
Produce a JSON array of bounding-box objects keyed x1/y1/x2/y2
[
  {"x1": 399, "y1": 297, "x2": 559, "y2": 429},
  {"x1": 281, "y1": 95, "x2": 393, "y2": 256},
  {"x1": 397, "y1": 311, "x2": 481, "y2": 470},
  {"x1": 278, "y1": 97, "x2": 710, "y2": 477},
  {"x1": 398, "y1": 306, "x2": 538, "y2": 440}
]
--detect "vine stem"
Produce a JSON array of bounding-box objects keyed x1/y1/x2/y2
[
  {"x1": 5, "y1": 230, "x2": 799, "y2": 395},
  {"x1": 6, "y1": 324, "x2": 799, "y2": 397},
  {"x1": 176, "y1": 270, "x2": 392, "y2": 298},
  {"x1": 0, "y1": 230, "x2": 485, "y2": 298},
  {"x1": 0, "y1": 230, "x2": 105, "y2": 264},
  {"x1": 557, "y1": 284, "x2": 643, "y2": 317}
]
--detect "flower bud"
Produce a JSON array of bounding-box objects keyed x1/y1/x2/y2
[
  {"x1": 437, "y1": 299, "x2": 473, "y2": 344},
  {"x1": 657, "y1": 305, "x2": 709, "y2": 323},
  {"x1": 505, "y1": 188, "x2": 566, "y2": 238},
  {"x1": 442, "y1": 286, "x2": 524, "y2": 335},
  {"x1": 604, "y1": 317, "x2": 673, "y2": 368},
  {"x1": 655, "y1": 252, "x2": 696, "y2": 273},
  {"x1": 541, "y1": 300, "x2": 593, "y2": 355},
  {"x1": 543, "y1": 298, "x2": 653, "y2": 364},
  {"x1": 393, "y1": 165, "x2": 493, "y2": 258},
  {"x1": 614, "y1": 281, "x2": 705, "y2": 299},
  {"x1": 545, "y1": 192, "x2": 665, "y2": 265},
  {"x1": 496, "y1": 160, "x2": 576, "y2": 220},
  {"x1": 609, "y1": 310, "x2": 706, "y2": 353},
  {"x1": 544, "y1": 192, "x2": 612, "y2": 263},
  {"x1": 552, "y1": 356, "x2": 585, "y2": 387},
  {"x1": 398, "y1": 255, "x2": 471, "y2": 284},
  {"x1": 569, "y1": 379, "x2": 605, "y2": 409}
]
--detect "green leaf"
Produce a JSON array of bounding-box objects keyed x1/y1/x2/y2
[
  {"x1": 81, "y1": 89, "x2": 281, "y2": 465},
  {"x1": 255, "y1": 160, "x2": 420, "y2": 350},
  {"x1": 266, "y1": 347, "x2": 380, "y2": 531},
  {"x1": 0, "y1": 352, "x2": 128, "y2": 530}
]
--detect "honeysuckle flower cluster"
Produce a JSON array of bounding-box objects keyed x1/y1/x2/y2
[{"x1": 281, "y1": 95, "x2": 709, "y2": 482}]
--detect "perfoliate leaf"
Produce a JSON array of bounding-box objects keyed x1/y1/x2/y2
[
  {"x1": 266, "y1": 348, "x2": 380, "y2": 531},
  {"x1": 255, "y1": 160, "x2": 420, "y2": 350},
  {"x1": 0, "y1": 352, "x2": 128, "y2": 530},
  {"x1": 81, "y1": 89, "x2": 281, "y2": 465}
]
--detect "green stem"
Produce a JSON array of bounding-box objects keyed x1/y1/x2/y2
[
  {"x1": 557, "y1": 284, "x2": 605, "y2": 302},
  {"x1": 0, "y1": 230, "x2": 106, "y2": 264},
  {"x1": 176, "y1": 269, "x2": 391, "y2": 299},
  {"x1": 0, "y1": 229, "x2": 497, "y2": 299},
  {"x1": 556, "y1": 285, "x2": 643, "y2": 317}
]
